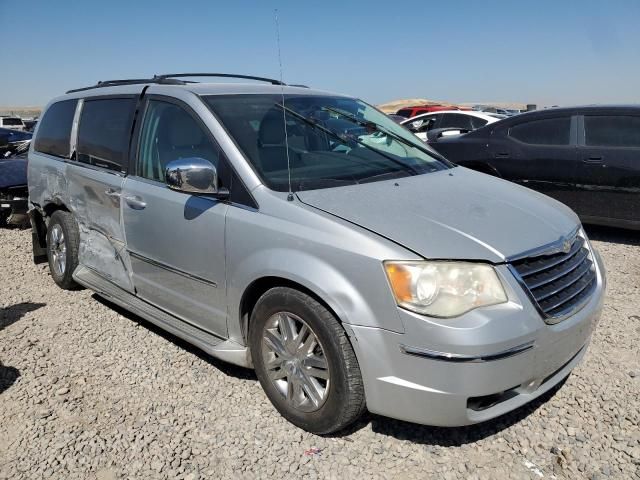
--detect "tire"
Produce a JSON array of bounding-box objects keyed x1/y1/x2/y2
[
  {"x1": 47, "y1": 210, "x2": 80, "y2": 290},
  {"x1": 0, "y1": 210, "x2": 8, "y2": 228},
  {"x1": 249, "y1": 287, "x2": 366, "y2": 434}
]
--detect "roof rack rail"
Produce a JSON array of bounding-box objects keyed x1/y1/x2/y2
[
  {"x1": 65, "y1": 72, "x2": 286, "y2": 94},
  {"x1": 153, "y1": 73, "x2": 285, "y2": 85},
  {"x1": 66, "y1": 77, "x2": 186, "y2": 94}
]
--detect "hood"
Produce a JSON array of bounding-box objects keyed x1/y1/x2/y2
[
  {"x1": 0, "y1": 158, "x2": 27, "y2": 189},
  {"x1": 296, "y1": 167, "x2": 579, "y2": 263}
]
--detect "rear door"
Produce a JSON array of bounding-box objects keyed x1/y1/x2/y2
[
  {"x1": 488, "y1": 115, "x2": 583, "y2": 213},
  {"x1": 66, "y1": 95, "x2": 138, "y2": 291},
  {"x1": 121, "y1": 96, "x2": 230, "y2": 338},
  {"x1": 577, "y1": 113, "x2": 640, "y2": 224}
]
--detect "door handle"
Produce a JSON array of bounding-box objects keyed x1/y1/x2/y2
[
  {"x1": 495, "y1": 152, "x2": 510, "y2": 158},
  {"x1": 582, "y1": 156, "x2": 603, "y2": 164},
  {"x1": 124, "y1": 195, "x2": 147, "y2": 210},
  {"x1": 104, "y1": 188, "x2": 121, "y2": 198}
]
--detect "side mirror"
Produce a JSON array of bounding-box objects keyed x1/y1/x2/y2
[{"x1": 165, "y1": 157, "x2": 228, "y2": 197}]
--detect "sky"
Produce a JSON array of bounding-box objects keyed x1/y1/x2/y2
[{"x1": 1, "y1": 0, "x2": 639, "y2": 107}]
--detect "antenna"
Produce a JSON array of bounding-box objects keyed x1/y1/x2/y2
[{"x1": 275, "y1": 9, "x2": 294, "y2": 201}]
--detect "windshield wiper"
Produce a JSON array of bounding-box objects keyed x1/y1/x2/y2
[
  {"x1": 275, "y1": 103, "x2": 418, "y2": 175},
  {"x1": 358, "y1": 170, "x2": 414, "y2": 184},
  {"x1": 321, "y1": 106, "x2": 434, "y2": 156}
]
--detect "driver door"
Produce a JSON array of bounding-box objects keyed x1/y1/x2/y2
[{"x1": 121, "y1": 97, "x2": 229, "y2": 338}]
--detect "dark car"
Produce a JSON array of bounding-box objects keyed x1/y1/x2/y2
[
  {"x1": 0, "y1": 153, "x2": 28, "y2": 226},
  {"x1": 429, "y1": 105, "x2": 640, "y2": 230},
  {"x1": 0, "y1": 128, "x2": 31, "y2": 226},
  {"x1": 0, "y1": 128, "x2": 33, "y2": 157}
]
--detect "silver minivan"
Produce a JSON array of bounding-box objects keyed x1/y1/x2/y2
[{"x1": 28, "y1": 74, "x2": 606, "y2": 434}]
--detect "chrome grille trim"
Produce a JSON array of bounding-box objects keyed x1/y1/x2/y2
[{"x1": 509, "y1": 231, "x2": 597, "y2": 324}]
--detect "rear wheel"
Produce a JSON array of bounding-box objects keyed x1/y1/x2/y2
[
  {"x1": 47, "y1": 211, "x2": 80, "y2": 290},
  {"x1": 249, "y1": 287, "x2": 366, "y2": 434}
]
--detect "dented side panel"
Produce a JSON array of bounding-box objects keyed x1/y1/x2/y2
[
  {"x1": 27, "y1": 153, "x2": 69, "y2": 213},
  {"x1": 65, "y1": 163, "x2": 135, "y2": 292}
]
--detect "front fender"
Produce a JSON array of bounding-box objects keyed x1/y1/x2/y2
[
  {"x1": 223, "y1": 196, "x2": 419, "y2": 345},
  {"x1": 226, "y1": 247, "x2": 406, "y2": 343}
]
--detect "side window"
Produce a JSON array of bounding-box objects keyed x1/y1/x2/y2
[
  {"x1": 137, "y1": 100, "x2": 224, "y2": 183},
  {"x1": 77, "y1": 98, "x2": 136, "y2": 171},
  {"x1": 33, "y1": 99, "x2": 78, "y2": 158},
  {"x1": 440, "y1": 113, "x2": 473, "y2": 130},
  {"x1": 419, "y1": 115, "x2": 439, "y2": 132},
  {"x1": 471, "y1": 116, "x2": 489, "y2": 129},
  {"x1": 509, "y1": 117, "x2": 571, "y2": 145},
  {"x1": 406, "y1": 115, "x2": 436, "y2": 133},
  {"x1": 584, "y1": 115, "x2": 640, "y2": 148}
]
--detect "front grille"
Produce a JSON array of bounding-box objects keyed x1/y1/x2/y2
[{"x1": 510, "y1": 234, "x2": 597, "y2": 322}]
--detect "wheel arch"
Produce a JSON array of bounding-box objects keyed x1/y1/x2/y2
[
  {"x1": 239, "y1": 276, "x2": 346, "y2": 345},
  {"x1": 29, "y1": 200, "x2": 72, "y2": 264}
]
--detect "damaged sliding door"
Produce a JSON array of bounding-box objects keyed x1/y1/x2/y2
[{"x1": 66, "y1": 95, "x2": 139, "y2": 292}]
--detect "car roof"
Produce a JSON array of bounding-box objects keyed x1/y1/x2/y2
[
  {"x1": 508, "y1": 104, "x2": 640, "y2": 119},
  {"x1": 53, "y1": 82, "x2": 345, "y2": 104},
  {"x1": 400, "y1": 110, "x2": 498, "y2": 124}
]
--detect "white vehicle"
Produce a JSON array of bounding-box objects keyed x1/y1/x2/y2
[
  {"x1": 401, "y1": 110, "x2": 500, "y2": 141},
  {"x1": 0, "y1": 116, "x2": 26, "y2": 131}
]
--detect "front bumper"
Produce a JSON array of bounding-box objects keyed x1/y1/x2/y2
[{"x1": 348, "y1": 248, "x2": 606, "y2": 427}]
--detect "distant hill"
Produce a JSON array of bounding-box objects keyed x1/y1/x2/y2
[
  {"x1": 378, "y1": 99, "x2": 528, "y2": 114},
  {"x1": 377, "y1": 98, "x2": 459, "y2": 113},
  {"x1": 0, "y1": 107, "x2": 41, "y2": 118}
]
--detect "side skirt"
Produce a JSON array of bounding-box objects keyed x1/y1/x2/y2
[{"x1": 73, "y1": 265, "x2": 252, "y2": 368}]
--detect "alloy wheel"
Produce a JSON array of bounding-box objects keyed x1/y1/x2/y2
[
  {"x1": 50, "y1": 224, "x2": 67, "y2": 276},
  {"x1": 261, "y1": 312, "x2": 330, "y2": 413}
]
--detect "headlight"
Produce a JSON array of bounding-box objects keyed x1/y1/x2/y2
[{"x1": 384, "y1": 261, "x2": 507, "y2": 318}]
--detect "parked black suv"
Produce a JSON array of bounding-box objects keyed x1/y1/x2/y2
[{"x1": 429, "y1": 106, "x2": 640, "y2": 230}]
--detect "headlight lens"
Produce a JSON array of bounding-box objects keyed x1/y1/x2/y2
[{"x1": 384, "y1": 261, "x2": 508, "y2": 318}]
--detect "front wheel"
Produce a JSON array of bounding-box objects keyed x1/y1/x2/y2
[{"x1": 249, "y1": 287, "x2": 366, "y2": 434}]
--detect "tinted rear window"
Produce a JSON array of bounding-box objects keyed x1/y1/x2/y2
[
  {"x1": 2, "y1": 118, "x2": 23, "y2": 126},
  {"x1": 34, "y1": 99, "x2": 78, "y2": 158},
  {"x1": 509, "y1": 117, "x2": 571, "y2": 145},
  {"x1": 396, "y1": 109, "x2": 411, "y2": 118},
  {"x1": 584, "y1": 115, "x2": 640, "y2": 148},
  {"x1": 77, "y1": 98, "x2": 135, "y2": 171},
  {"x1": 440, "y1": 113, "x2": 473, "y2": 130}
]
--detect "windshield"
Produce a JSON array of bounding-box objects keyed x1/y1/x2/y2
[{"x1": 204, "y1": 94, "x2": 450, "y2": 192}]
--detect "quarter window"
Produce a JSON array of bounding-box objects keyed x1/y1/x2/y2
[
  {"x1": 509, "y1": 117, "x2": 571, "y2": 145},
  {"x1": 137, "y1": 100, "x2": 224, "y2": 183},
  {"x1": 584, "y1": 115, "x2": 640, "y2": 148},
  {"x1": 471, "y1": 117, "x2": 489, "y2": 129},
  {"x1": 33, "y1": 99, "x2": 78, "y2": 158},
  {"x1": 77, "y1": 98, "x2": 136, "y2": 171}
]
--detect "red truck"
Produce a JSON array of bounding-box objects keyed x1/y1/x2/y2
[{"x1": 395, "y1": 105, "x2": 471, "y2": 118}]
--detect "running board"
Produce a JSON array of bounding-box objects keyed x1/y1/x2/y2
[{"x1": 73, "y1": 265, "x2": 252, "y2": 368}]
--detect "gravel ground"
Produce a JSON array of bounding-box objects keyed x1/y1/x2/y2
[{"x1": 1, "y1": 225, "x2": 639, "y2": 480}]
